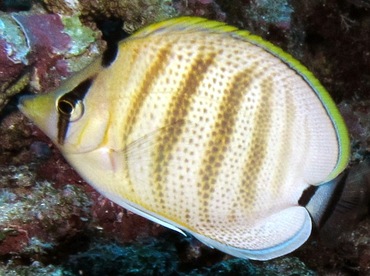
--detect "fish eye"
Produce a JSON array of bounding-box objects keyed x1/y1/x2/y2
[
  {"x1": 58, "y1": 99, "x2": 74, "y2": 115},
  {"x1": 57, "y1": 98, "x2": 84, "y2": 122}
]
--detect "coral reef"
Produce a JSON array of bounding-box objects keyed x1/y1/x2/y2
[
  {"x1": 61, "y1": 239, "x2": 315, "y2": 275},
  {"x1": 0, "y1": 234, "x2": 316, "y2": 275},
  {"x1": 0, "y1": 12, "x2": 30, "y2": 110},
  {"x1": 340, "y1": 100, "x2": 370, "y2": 161},
  {"x1": 0, "y1": 10, "x2": 104, "y2": 112},
  {"x1": 0, "y1": 165, "x2": 91, "y2": 256},
  {"x1": 41, "y1": 0, "x2": 178, "y2": 33},
  {"x1": 289, "y1": 1, "x2": 370, "y2": 102},
  {"x1": 0, "y1": 0, "x2": 370, "y2": 275},
  {"x1": 173, "y1": 0, "x2": 226, "y2": 21}
]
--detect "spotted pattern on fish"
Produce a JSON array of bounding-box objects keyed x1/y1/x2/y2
[
  {"x1": 197, "y1": 67, "x2": 256, "y2": 216},
  {"x1": 152, "y1": 52, "x2": 217, "y2": 210},
  {"x1": 124, "y1": 45, "x2": 172, "y2": 139},
  {"x1": 111, "y1": 37, "x2": 329, "y2": 241},
  {"x1": 18, "y1": 17, "x2": 350, "y2": 260},
  {"x1": 122, "y1": 36, "x2": 311, "y2": 232},
  {"x1": 120, "y1": 44, "x2": 173, "y2": 195}
]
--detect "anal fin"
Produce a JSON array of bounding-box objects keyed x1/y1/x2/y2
[{"x1": 190, "y1": 206, "x2": 312, "y2": 261}]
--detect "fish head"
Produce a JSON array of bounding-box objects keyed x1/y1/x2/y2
[{"x1": 18, "y1": 58, "x2": 108, "y2": 154}]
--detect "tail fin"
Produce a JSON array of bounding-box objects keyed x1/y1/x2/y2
[{"x1": 306, "y1": 159, "x2": 370, "y2": 246}]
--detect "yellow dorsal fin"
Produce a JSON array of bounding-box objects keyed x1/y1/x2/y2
[{"x1": 130, "y1": 16, "x2": 238, "y2": 38}]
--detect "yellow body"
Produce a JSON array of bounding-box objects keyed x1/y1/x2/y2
[{"x1": 18, "y1": 17, "x2": 350, "y2": 260}]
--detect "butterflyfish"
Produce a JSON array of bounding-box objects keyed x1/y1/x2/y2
[{"x1": 18, "y1": 17, "x2": 350, "y2": 260}]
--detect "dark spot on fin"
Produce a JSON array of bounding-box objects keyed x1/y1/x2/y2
[
  {"x1": 316, "y1": 173, "x2": 348, "y2": 228},
  {"x1": 318, "y1": 159, "x2": 370, "y2": 246},
  {"x1": 301, "y1": 173, "x2": 347, "y2": 229},
  {"x1": 57, "y1": 78, "x2": 94, "y2": 144},
  {"x1": 299, "y1": 186, "x2": 317, "y2": 207},
  {"x1": 97, "y1": 19, "x2": 129, "y2": 67}
]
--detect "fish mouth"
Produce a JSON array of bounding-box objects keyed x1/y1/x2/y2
[
  {"x1": 18, "y1": 94, "x2": 36, "y2": 112},
  {"x1": 17, "y1": 93, "x2": 55, "y2": 119},
  {"x1": 17, "y1": 92, "x2": 58, "y2": 140},
  {"x1": 17, "y1": 94, "x2": 38, "y2": 121}
]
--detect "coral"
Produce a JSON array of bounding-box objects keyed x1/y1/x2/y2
[
  {"x1": 340, "y1": 100, "x2": 370, "y2": 161},
  {"x1": 42, "y1": 0, "x2": 178, "y2": 33},
  {"x1": 0, "y1": 12, "x2": 30, "y2": 110},
  {"x1": 296, "y1": 217, "x2": 370, "y2": 275},
  {"x1": 60, "y1": 238, "x2": 314, "y2": 275},
  {"x1": 244, "y1": 0, "x2": 293, "y2": 31},
  {"x1": 216, "y1": 0, "x2": 294, "y2": 44},
  {"x1": 173, "y1": 0, "x2": 226, "y2": 21},
  {"x1": 0, "y1": 11, "x2": 104, "y2": 112},
  {"x1": 0, "y1": 111, "x2": 34, "y2": 165},
  {"x1": 256, "y1": 257, "x2": 316, "y2": 276},
  {"x1": 0, "y1": 264, "x2": 63, "y2": 276},
  {"x1": 63, "y1": 239, "x2": 179, "y2": 275},
  {"x1": 61, "y1": 16, "x2": 97, "y2": 56},
  {"x1": 89, "y1": 194, "x2": 167, "y2": 243},
  {"x1": 289, "y1": 1, "x2": 370, "y2": 102},
  {"x1": 0, "y1": 163, "x2": 91, "y2": 257}
]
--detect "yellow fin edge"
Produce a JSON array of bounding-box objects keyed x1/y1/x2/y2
[
  {"x1": 233, "y1": 29, "x2": 350, "y2": 180},
  {"x1": 130, "y1": 16, "x2": 237, "y2": 38},
  {"x1": 130, "y1": 16, "x2": 350, "y2": 180}
]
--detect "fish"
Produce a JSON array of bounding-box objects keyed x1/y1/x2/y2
[{"x1": 18, "y1": 17, "x2": 350, "y2": 260}]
